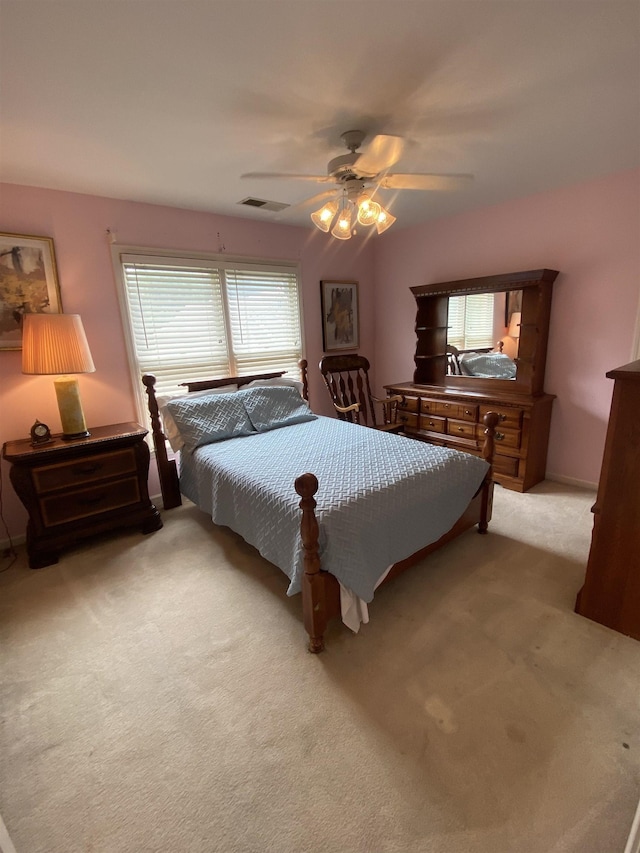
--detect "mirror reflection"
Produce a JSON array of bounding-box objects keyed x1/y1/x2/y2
[{"x1": 446, "y1": 290, "x2": 522, "y2": 379}]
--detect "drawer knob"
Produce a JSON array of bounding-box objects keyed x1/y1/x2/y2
[
  {"x1": 82, "y1": 493, "x2": 107, "y2": 505},
  {"x1": 465, "y1": 409, "x2": 472, "y2": 415},
  {"x1": 73, "y1": 462, "x2": 101, "y2": 476},
  {"x1": 499, "y1": 413, "x2": 507, "y2": 422},
  {"x1": 495, "y1": 432, "x2": 505, "y2": 441},
  {"x1": 457, "y1": 427, "x2": 464, "y2": 432}
]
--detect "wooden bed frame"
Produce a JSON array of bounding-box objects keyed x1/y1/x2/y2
[{"x1": 142, "y1": 360, "x2": 497, "y2": 652}]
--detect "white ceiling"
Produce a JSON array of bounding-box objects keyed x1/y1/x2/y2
[{"x1": 1, "y1": 1, "x2": 639, "y2": 232}]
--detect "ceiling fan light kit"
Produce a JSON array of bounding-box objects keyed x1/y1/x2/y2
[
  {"x1": 330, "y1": 201, "x2": 354, "y2": 240},
  {"x1": 310, "y1": 199, "x2": 339, "y2": 232},
  {"x1": 241, "y1": 129, "x2": 473, "y2": 240}
]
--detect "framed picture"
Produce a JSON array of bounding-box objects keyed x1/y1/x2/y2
[
  {"x1": 0, "y1": 233, "x2": 62, "y2": 350},
  {"x1": 320, "y1": 280, "x2": 359, "y2": 352}
]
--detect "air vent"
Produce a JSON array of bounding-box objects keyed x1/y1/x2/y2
[{"x1": 238, "y1": 197, "x2": 289, "y2": 213}]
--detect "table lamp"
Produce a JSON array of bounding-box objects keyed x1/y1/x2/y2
[
  {"x1": 22, "y1": 313, "x2": 96, "y2": 440},
  {"x1": 508, "y1": 311, "x2": 522, "y2": 338}
]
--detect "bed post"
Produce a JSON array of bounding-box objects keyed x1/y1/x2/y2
[
  {"x1": 298, "y1": 358, "x2": 309, "y2": 402},
  {"x1": 295, "y1": 472, "x2": 332, "y2": 653},
  {"x1": 142, "y1": 374, "x2": 182, "y2": 510},
  {"x1": 479, "y1": 411, "x2": 499, "y2": 533}
]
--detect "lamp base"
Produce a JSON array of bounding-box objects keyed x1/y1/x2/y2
[
  {"x1": 54, "y1": 376, "x2": 90, "y2": 440},
  {"x1": 61, "y1": 429, "x2": 91, "y2": 441}
]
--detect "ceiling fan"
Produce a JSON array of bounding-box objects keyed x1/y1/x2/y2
[{"x1": 241, "y1": 130, "x2": 473, "y2": 238}]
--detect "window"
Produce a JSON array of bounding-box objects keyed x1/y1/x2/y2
[
  {"x1": 115, "y1": 250, "x2": 303, "y2": 422},
  {"x1": 447, "y1": 293, "x2": 495, "y2": 350}
]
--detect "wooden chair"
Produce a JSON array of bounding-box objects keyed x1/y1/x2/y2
[{"x1": 319, "y1": 354, "x2": 404, "y2": 433}]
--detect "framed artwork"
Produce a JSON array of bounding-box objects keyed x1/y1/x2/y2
[
  {"x1": 0, "y1": 233, "x2": 62, "y2": 350},
  {"x1": 320, "y1": 279, "x2": 359, "y2": 352}
]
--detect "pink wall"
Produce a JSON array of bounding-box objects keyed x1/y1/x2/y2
[
  {"x1": 2, "y1": 170, "x2": 638, "y2": 540},
  {"x1": 372, "y1": 168, "x2": 640, "y2": 487},
  {"x1": 0, "y1": 184, "x2": 375, "y2": 537}
]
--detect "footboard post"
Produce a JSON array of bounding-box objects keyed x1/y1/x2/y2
[
  {"x1": 295, "y1": 473, "x2": 328, "y2": 653},
  {"x1": 479, "y1": 411, "x2": 499, "y2": 533},
  {"x1": 142, "y1": 374, "x2": 182, "y2": 510}
]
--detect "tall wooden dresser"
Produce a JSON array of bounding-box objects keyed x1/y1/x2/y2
[{"x1": 575, "y1": 360, "x2": 640, "y2": 640}]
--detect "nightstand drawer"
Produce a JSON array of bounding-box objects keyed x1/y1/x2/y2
[
  {"x1": 39, "y1": 476, "x2": 141, "y2": 526},
  {"x1": 32, "y1": 449, "x2": 137, "y2": 494}
]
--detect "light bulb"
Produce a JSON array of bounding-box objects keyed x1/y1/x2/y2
[
  {"x1": 311, "y1": 200, "x2": 338, "y2": 232},
  {"x1": 375, "y1": 205, "x2": 396, "y2": 234},
  {"x1": 331, "y1": 205, "x2": 353, "y2": 240},
  {"x1": 357, "y1": 197, "x2": 382, "y2": 227}
]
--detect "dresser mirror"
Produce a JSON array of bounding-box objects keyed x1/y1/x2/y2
[
  {"x1": 447, "y1": 290, "x2": 523, "y2": 380},
  {"x1": 410, "y1": 269, "x2": 558, "y2": 396}
]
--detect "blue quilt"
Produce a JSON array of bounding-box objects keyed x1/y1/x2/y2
[{"x1": 179, "y1": 416, "x2": 489, "y2": 602}]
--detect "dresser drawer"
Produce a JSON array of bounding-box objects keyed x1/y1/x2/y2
[
  {"x1": 458, "y1": 403, "x2": 478, "y2": 422},
  {"x1": 32, "y1": 449, "x2": 137, "y2": 494},
  {"x1": 398, "y1": 395, "x2": 419, "y2": 413},
  {"x1": 421, "y1": 399, "x2": 462, "y2": 418},
  {"x1": 492, "y1": 454, "x2": 520, "y2": 477},
  {"x1": 398, "y1": 411, "x2": 419, "y2": 430},
  {"x1": 485, "y1": 426, "x2": 521, "y2": 450},
  {"x1": 39, "y1": 476, "x2": 141, "y2": 527},
  {"x1": 447, "y1": 419, "x2": 476, "y2": 439},
  {"x1": 479, "y1": 404, "x2": 522, "y2": 429},
  {"x1": 420, "y1": 414, "x2": 446, "y2": 434}
]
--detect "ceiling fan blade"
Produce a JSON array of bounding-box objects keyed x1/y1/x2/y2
[
  {"x1": 379, "y1": 173, "x2": 474, "y2": 191},
  {"x1": 282, "y1": 189, "x2": 338, "y2": 215},
  {"x1": 354, "y1": 135, "x2": 405, "y2": 177},
  {"x1": 241, "y1": 172, "x2": 332, "y2": 183}
]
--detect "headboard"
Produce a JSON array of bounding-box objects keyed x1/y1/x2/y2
[{"x1": 142, "y1": 359, "x2": 309, "y2": 510}]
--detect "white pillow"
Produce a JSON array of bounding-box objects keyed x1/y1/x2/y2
[
  {"x1": 244, "y1": 377, "x2": 304, "y2": 396},
  {"x1": 156, "y1": 385, "x2": 238, "y2": 451}
]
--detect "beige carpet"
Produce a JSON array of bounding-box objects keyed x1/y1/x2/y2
[{"x1": 1, "y1": 481, "x2": 639, "y2": 853}]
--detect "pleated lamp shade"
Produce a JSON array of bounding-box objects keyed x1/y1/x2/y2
[{"x1": 22, "y1": 313, "x2": 95, "y2": 375}]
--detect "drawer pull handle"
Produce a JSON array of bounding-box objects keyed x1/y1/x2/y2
[
  {"x1": 495, "y1": 432, "x2": 505, "y2": 441},
  {"x1": 465, "y1": 409, "x2": 472, "y2": 415},
  {"x1": 457, "y1": 427, "x2": 465, "y2": 432},
  {"x1": 443, "y1": 403, "x2": 450, "y2": 408},
  {"x1": 498, "y1": 413, "x2": 507, "y2": 422},
  {"x1": 73, "y1": 463, "x2": 101, "y2": 476},
  {"x1": 429, "y1": 421, "x2": 435, "y2": 427},
  {"x1": 79, "y1": 493, "x2": 107, "y2": 505}
]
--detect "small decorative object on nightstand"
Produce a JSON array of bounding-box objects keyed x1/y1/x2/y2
[
  {"x1": 30, "y1": 420, "x2": 52, "y2": 446},
  {"x1": 2, "y1": 422, "x2": 163, "y2": 569}
]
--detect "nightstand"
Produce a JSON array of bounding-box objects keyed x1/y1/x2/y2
[{"x1": 2, "y1": 422, "x2": 163, "y2": 569}]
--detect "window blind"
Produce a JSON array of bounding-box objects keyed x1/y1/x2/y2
[
  {"x1": 224, "y1": 267, "x2": 302, "y2": 377},
  {"x1": 448, "y1": 293, "x2": 495, "y2": 350},
  {"x1": 120, "y1": 254, "x2": 302, "y2": 404}
]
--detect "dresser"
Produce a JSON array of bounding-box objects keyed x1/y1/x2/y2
[
  {"x1": 384, "y1": 382, "x2": 554, "y2": 492},
  {"x1": 385, "y1": 269, "x2": 558, "y2": 493},
  {"x1": 3, "y1": 422, "x2": 162, "y2": 568},
  {"x1": 575, "y1": 360, "x2": 640, "y2": 639}
]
